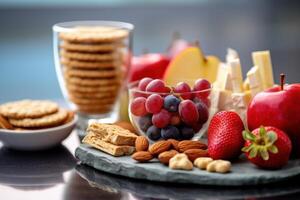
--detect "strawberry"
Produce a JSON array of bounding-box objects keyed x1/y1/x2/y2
[
  {"x1": 242, "y1": 126, "x2": 292, "y2": 169},
  {"x1": 208, "y1": 111, "x2": 244, "y2": 160}
]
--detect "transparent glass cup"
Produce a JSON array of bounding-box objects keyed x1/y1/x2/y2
[
  {"x1": 53, "y1": 21, "x2": 134, "y2": 135},
  {"x1": 128, "y1": 81, "x2": 212, "y2": 142}
]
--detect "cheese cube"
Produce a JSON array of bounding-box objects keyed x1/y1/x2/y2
[
  {"x1": 226, "y1": 48, "x2": 239, "y2": 62},
  {"x1": 252, "y1": 51, "x2": 274, "y2": 89},
  {"x1": 228, "y1": 59, "x2": 243, "y2": 92},
  {"x1": 211, "y1": 89, "x2": 233, "y2": 110},
  {"x1": 243, "y1": 78, "x2": 250, "y2": 91},
  {"x1": 232, "y1": 91, "x2": 251, "y2": 108},
  {"x1": 247, "y1": 66, "x2": 263, "y2": 89},
  {"x1": 249, "y1": 86, "x2": 263, "y2": 98},
  {"x1": 215, "y1": 63, "x2": 233, "y2": 90}
]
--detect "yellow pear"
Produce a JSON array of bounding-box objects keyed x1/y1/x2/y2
[
  {"x1": 163, "y1": 46, "x2": 219, "y2": 86},
  {"x1": 118, "y1": 90, "x2": 130, "y2": 122}
]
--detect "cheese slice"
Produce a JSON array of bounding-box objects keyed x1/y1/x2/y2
[
  {"x1": 211, "y1": 89, "x2": 233, "y2": 110},
  {"x1": 226, "y1": 48, "x2": 239, "y2": 62},
  {"x1": 232, "y1": 91, "x2": 251, "y2": 108},
  {"x1": 252, "y1": 51, "x2": 274, "y2": 89},
  {"x1": 247, "y1": 66, "x2": 263, "y2": 88},
  {"x1": 228, "y1": 58, "x2": 243, "y2": 92},
  {"x1": 243, "y1": 78, "x2": 250, "y2": 91},
  {"x1": 247, "y1": 66, "x2": 264, "y2": 97},
  {"x1": 215, "y1": 63, "x2": 233, "y2": 90}
]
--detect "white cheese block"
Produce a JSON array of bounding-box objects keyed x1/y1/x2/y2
[
  {"x1": 211, "y1": 89, "x2": 233, "y2": 110},
  {"x1": 228, "y1": 58, "x2": 243, "y2": 92},
  {"x1": 252, "y1": 51, "x2": 274, "y2": 89},
  {"x1": 247, "y1": 66, "x2": 263, "y2": 89},
  {"x1": 249, "y1": 86, "x2": 263, "y2": 98},
  {"x1": 215, "y1": 63, "x2": 233, "y2": 90},
  {"x1": 226, "y1": 48, "x2": 239, "y2": 62},
  {"x1": 232, "y1": 91, "x2": 251, "y2": 108}
]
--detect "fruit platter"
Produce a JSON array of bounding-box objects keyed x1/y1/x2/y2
[{"x1": 74, "y1": 34, "x2": 300, "y2": 186}]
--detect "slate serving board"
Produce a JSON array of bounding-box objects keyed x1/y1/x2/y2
[{"x1": 75, "y1": 144, "x2": 300, "y2": 186}]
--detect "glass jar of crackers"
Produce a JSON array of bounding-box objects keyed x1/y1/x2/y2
[{"x1": 53, "y1": 21, "x2": 133, "y2": 134}]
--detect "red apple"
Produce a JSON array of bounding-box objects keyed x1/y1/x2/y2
[
  {"x1": 247, "y1": 82, "x2": 300, "y2": 156},
  {"x1": 129, "y1": 54, "x2": 170, "y2": 82}
]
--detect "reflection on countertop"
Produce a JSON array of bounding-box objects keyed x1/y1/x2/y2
[
  {"x1": 76, "y1": 164, "x2": 300, "y2": 200},
  {"x1": 0, "y1": 145, "x2": 76, "y2": 189}
]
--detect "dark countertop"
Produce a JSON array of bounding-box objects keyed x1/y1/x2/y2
[{"x1": 0, "y1": 130, "x2": 300, "y2": 200}]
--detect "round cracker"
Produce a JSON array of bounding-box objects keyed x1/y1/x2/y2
[
  {"x1": 60, "y1": 49, "x2": 120, "y2": 62},
  {"x1": 66, "y1": 84, "x2": 120, "y2": 93},
  {"x1": 0, "y1": 100, "x2": 59, "y2": 119},
  {"x1": 69, "y1": 96, "x2": 117, "y2": 105},
  {"x1": 68, "y1": 91, "x2": 117, "y2": 99},
  {"x1": 60, "y1": 41, "x2": 125, "y2": 53},
  {"x1": 0, "y1": 115, "x2": 13, "y2": 129},
  {"x1": 59, "y1": 26, "x2": 129, "y2": 43},
  {"x1": 9, "y1": 108, "x2": 68, "y2": 128},
  {"x1": 61, "y1": 58, "x2": 121, "y2": 69},
  {"x1": 65, "y1": 76, "x2": 121, "y2": 87},
  {"x1": 64, "y1": 68, "x2": 120, "y2": 79}
]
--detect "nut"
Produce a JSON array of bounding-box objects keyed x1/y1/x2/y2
[
  {"x1": 149, "y1": 140, "x2": 171, "y2": 156},
  {"x1": 135, "y1": 136, "x2": 149, "y2": 151},
  {"x1": 178, "y1": 140, "x2": 207, "y2": 152},
  {"x1": 169, "y1": 153, "x2": 193, "y2": 170},
  {"x1": 132, "y1": 151, "x2": 153, "y2": 162},
  {"x1": 184, "y1": 149, "x2": 208, "y2": 162},
  {"x1": 158, "y1": 150, "x2": 178, "y2": 165},
  {"x1": 168, "y1": 139, "x2": 179, "y2": 151},
  {"x1": 206, "y1": 160, "x2": 231, "y2": 173},
  {"x1": 194, "y1": 157, "x2": 213, "y2": 169}
]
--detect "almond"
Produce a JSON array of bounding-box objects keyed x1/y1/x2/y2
[
  {"x1": 184, "y1": 149, "x2": 208, "y2": 162},
  {"x1": 158, "y1": 150, "x2": 178, "y2": 165},
  {"x1": 132, "y1": 151, "x2": 153, "y2": 162},
  {"x1": 168, "y1": 139, "x2": 179, "y2": 151},
  {"x1": 178, "y1": 140, "x2": 207, "y2": 152},
  {"x1": 149, "y1": 140, "x2": 171, "y2": 156},
  {"x1": 135, "y1": 136, "x2": 149, "y2": 151}
]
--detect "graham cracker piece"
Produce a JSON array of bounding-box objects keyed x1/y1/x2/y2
[
  {"x1": 87, "y1": 123, "x2": 137, "y2": 146},
  {"x1": 82, "y1": 131, "x2": 135, "y2": 156}
]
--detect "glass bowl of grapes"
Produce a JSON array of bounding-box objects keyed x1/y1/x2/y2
[{"x1": 128, "y1": 77, "x2": 212, "y2": 142}]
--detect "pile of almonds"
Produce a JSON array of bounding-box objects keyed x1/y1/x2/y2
[{"x1": 132, "y1": 136, "x2": 208, "y2": 165}]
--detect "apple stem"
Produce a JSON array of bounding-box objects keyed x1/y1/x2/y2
[
  {"x1": 194, "y1": 40, "x2": 207, "y2": 63},
  {"x1": 280, "y1": 73, "x2": 285, "y2": 90}
]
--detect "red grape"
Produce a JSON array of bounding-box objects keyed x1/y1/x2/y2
[
  {"x1": 146, "y1": 79, "x2": 166, "y2": 93},
  {"x1": 138, "y1": 77, "x2": 153, "y2": 91},
  {"x1": 194, "y1": 79, "x2": 211, "y2": 98},
  {"x1": 179, "y1": 100, "x2": 199, "y2": 125},
  {"x1": 196, "y1": 101, "x2": 209, "y2": 124},
  {"x1": 146, "y1": 94, "x2": 164, "y2": 114},
  {"x1": 130, "y1": 97, "x2": 147, "y2": 116},
  {"x1": 170, "y1": 114, "x2": 181, "y2": 126},
  {"x1": 174, "y1": 82, "x2": 193, "y2": 99},
  {"x1": 152, "y1": 109, "x2": 171, "y2": 128}
]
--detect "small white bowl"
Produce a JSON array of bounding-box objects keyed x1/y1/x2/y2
[{"x1": 0, "y1": 116, "x2": 77, "y2": 150}]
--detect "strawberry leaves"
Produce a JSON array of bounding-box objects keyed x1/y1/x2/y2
[{"x1": 242, "y1": 126, "x2": 278, "y2": 161}]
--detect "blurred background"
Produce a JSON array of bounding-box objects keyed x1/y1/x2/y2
[{"x1": 0, "y1": 0, "x2": 299, "y2": 101}]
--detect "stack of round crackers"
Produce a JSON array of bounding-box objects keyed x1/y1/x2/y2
[
  {"x1": 58, "y1": 26, "x2": 130, "y2": 114},
  {"x1": 0, "y1": 100, "x2": 73, "y2": 130}
]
